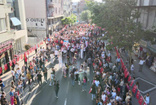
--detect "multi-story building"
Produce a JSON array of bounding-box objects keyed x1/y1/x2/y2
[
  {"x1": 135, "y1": 0, "x2": 156, "y2": 53},
  {"x1": 24, "y1": 0, "x2": 48, "y2": 45},
  {"x1": 0, "y1": 0, "x2": 27, "y2": 74},
  {"x1": 47, "y1": 0, "x2": 64, "y2": 34},
  {"x1": 63, "y1": 0, "x2": 72, "y2": 17},
  {"x1": 24, "y1": 0, "x2": 64, "y2": 41},
  {"x1": 72, "y1": 2, "x2": 78, "y2": 15},
  {"x1": 136, "y1": 0, "x2": 156, "y2": 30}
]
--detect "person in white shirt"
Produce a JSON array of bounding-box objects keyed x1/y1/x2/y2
[
  {"x1": 94, "y1": 79, "x2": 100, "y2": 87},
  {"x1": 130, "y1": 63, "x2": 134, "y2": 75},
  {"x1": 101, "y1": 92, "x2": 106, "y2": 102},
  {"x1": 139, "y1": 58, "x2": 145, "y2": 72},
  {"x1": 16, "y1": 68, "x2": 22, "y2": 75},
  {"x1": 11, "y1": 70, "x2": 15, "y2": 82},
  {"x1": 55, "y1": 50, "x2": 59, "y2": 59}
]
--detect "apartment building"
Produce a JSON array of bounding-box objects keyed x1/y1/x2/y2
[
  {"x1": 24, "y1": 0, "x2": 47, "y2": 45},
  {"x1": 0, "y1": 0, "x2": 27, "y2": 74},
  {"x1": 63, "y1": 0, "x2": 72, "y2": 17},
  {"x1": 136, "y1": 0, "x2": 156, "y2": 30},
  {"x1": 47, "y1": 0, "x2": 64, "y2": 34}
]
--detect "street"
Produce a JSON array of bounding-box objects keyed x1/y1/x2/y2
[{"x1": 30, "y1": 54, "x2": 95, "y2": 105}]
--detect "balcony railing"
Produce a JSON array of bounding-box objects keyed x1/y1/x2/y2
[{"x1": 49, "y1": 2, "x2": 54, "y2": 8}]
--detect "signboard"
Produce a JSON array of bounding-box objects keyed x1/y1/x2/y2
[{"x1": 26, "y1": 18, "x2": 46, "y2": 29}]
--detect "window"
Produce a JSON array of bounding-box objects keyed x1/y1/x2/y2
[
  {"x1": 0, "y1": 18, "x2": 7, "y2": 32},
  {"x1": 0, "y1": 0, "x2": 4, "y2": 4}
]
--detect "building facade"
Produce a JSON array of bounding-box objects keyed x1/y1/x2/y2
[
  {"x1": 47, "y1": 0, "x2": 64, "y2": 34},
  {"x1": 136, "y1": 0, "x2": 156, "y2": 30},
  {"x1": 63, "y1": 0, "x2": 72, "y2": 17},
  {"x1": 0, "y1": 0, "x2": 27, "y2": 74},
  {"x1": 24, "y1": 0, "x2": 47, "y2": 45}
]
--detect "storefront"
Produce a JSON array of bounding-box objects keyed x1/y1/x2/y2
[
  {"x1": 0, "y1": 40, "x2": 14, "y2": 75},
  {"x1": 146, "y1": 43, "x2": 156, "y2": 69}
]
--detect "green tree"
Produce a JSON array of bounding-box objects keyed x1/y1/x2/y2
[
  {"x1": 80, "y1": 10, "x2": 91, "y2": 23},
  {"x1": 61, "y1": 17, "x2": 72, "y2": 25},
  {"x1": 61, "y1": 14, "x2": 77, "y2": 25},
  {"x1": 87, "y1": 0, "x2": 145, "y2": 66},
  {"x1": 70, "y1": 14, "x2": 77, "y2": 24}
]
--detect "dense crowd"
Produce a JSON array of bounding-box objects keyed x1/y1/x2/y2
[{"x1": 0, "y1": 24, "x2": 150, "y2": 105}]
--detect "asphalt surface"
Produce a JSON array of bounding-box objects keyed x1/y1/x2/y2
[{"x1": 31, "y1": 53, "x2": 96, "y2": 105}]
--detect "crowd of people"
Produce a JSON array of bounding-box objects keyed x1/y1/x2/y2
[{"x1": 0, "y1": 24, "x2": 151, "y2": 105}]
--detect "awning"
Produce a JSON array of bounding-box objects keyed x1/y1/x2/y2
[{"x1": 10, "y1": 17, "x2": 21, "y2": 26}]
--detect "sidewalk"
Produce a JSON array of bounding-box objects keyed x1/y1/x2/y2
[
  {"x1": 120, "y1": 52, "x2": 156, "y2": 105},
  {"x1": 0, "y1": 43, "x2": 46, "y2": 104}
]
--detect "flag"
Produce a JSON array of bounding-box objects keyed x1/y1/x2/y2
[
  {"x1": 89, "y1": 88, "x2": 92, "y2": 94},
  {"x1": 138, "y1": 96, "x2": 143, "y2": 105},
  {"x1": 132, "y1": 85, "x2": 137, "y2": 93},
  {"x1": 9, "y1": 61, "x2": 12, "y2": 66},
  {"x1": 0, "y1": 67, "x2": 2, "y2": 74},
  {"x1": 136, "y1": 91, "x2": 140, "y2": 99},
  {"x1": 124, "y1": 71, "x2": 129, "y2": 78},
  {"x1": 143, "y1": 102, "x2": 147, "y2": 105},
  {"x1": 130, "y1": 80, "x2": 134, "y2": 87},
  {"x1": 4, "y1": 64, "x2": 7, "y2": 70},
  {"x1": 13, "y1": 59, "x2": 16, "y2": 64},
  {"x1": 17, "y1": 56, "x2": 19, "y2": 61},
  {"x1": 128, "y1": 75, "x2": 131, "y2": 82}
]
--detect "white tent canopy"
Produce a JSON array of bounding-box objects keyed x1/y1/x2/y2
[{"x1": 10, "y1": 17, "x2": 21, "y2": 26}]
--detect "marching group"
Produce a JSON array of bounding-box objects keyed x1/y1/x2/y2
[{"x1": 0, "y1": 24, "x2": 151, "y2": 105}]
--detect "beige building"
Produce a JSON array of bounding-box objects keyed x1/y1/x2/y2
[
  {"x1": 136, "y1": 0, "x2": 156, "y2": 30},
  {"x1": 0, "y1": 0, "x2": 27, "y2": 73}
]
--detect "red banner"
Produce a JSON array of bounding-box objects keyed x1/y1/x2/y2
[
  {"x1": 132, "y1": 85, "x2": 137, "y2": 93},
  {"x1": 138, "y1": 96, "x2": 143, "y2": 105},
  {"x1": 136, "y1": 91, "x2": 140, "y2": 99},
  {"x1": 128, "y1": 75, "x2": 131, "y2": 82},
  {"x1": 4, "y1": 64, "x2": 7, "y2": 70},
  {"x1": 143, "y1": 102, "x2": 147, "y2": 105},
  {"x1": 17, "y1": 56, "x2": 19, "y2": 61},
  {"x1": 9, "y1": 61, "x2": 12, "y2": 66},
  {"x1": 130, "y1": 80, "x2": 134, "y2": 87},
  {"x1": 13, "y1": 59, "x2": 16, "y2": 64},
  {"x1": 0, "y1": 67, "x2": 2, "y2": 74}
]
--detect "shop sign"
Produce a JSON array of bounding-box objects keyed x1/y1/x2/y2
[
  {"x1": 26, "y1": 18, "x2": 46, "y2": 29},
  {"x1": 0, "y1": 40, "x2": 13, "y2": 49},
  {"x1": 0, "y1": 45, "x2": 12, "y2": 54},
  {"x1": 139, "y1": 40, "x2": 147, "y2": 47}
]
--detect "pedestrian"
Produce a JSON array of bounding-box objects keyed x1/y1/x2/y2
[
  {"x1": 70, "y1": 70, "x2": 75, "y2": 86},
  {"x1": 50, "y1": 67, "x2": 55, "y2": 86},
  {"x1": 90, "y1": 83, "x2": 96, "y2": 100},
  {"x1": 26, "y1": 71, "x2": 31, "y2": 91},
  {"x1": 82, "y1": 76, "x2": 87, "y2": 92},
  {"x1": 9, "y1": 88, "x2": 14, "y2": 105},
  {"x1": 37, "y1": 71, "x2": 42, "y2": 86},
  {"x1": 130, "y1": 63, "x2": 134, "y2": 76},
  {"x1": 43, "y1": 67, "x2": 48, "y2": 83},
  {"x1": 54, "y1": 80, "x2": 60, "y2": 99},
  {"x1": 11, "y1": 69, "x2": 15, "y2": 82},
  {"x1": 144, "y1": 93, "x2": 150, "y2": 105},
  {"x1": 139, "y1": 58, "x2": 145, "y2": 72},
  {"x1": 14, "y1": 92, "x2": 20, "y2": 105}
]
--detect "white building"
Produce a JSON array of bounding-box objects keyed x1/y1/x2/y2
[{"x1": 0, "y1": 0, "x2": 27, "y2": 73}]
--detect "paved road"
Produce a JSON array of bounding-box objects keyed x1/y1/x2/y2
[{"x1": 31, "y1": 53, "x2": 96, "y2": 105}]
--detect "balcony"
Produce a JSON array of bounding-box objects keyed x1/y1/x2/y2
[
  {"x1": 136, "y1": 0, "x2": 156, "y2": 7},
  {"x1": 49, "y1": 2, "x2": 54, "y2": 8}
]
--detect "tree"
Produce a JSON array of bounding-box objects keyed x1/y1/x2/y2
[
  {"x1": 61, "y1": 17, "x2": 72, "y2": 25},
  {"x1": 61, "y1": 14, "x2": 77, "y2": 25},
  {"x1": 80, "y1": 10, "x2": 91, "y2": 23},
  {"x1": 70, "y1": 14, "x2": 77, "y2": 24},
  {"x1": 87, "y1": 0, "x2": 146, "y2": 66}
]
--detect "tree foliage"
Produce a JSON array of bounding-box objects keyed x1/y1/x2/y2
[
  {"x1": 87, "y1": 0, "x2": 144, "y2": 51},
  {"x1": 61, "y1": 14, "x2": 77, "y2": 25},
  {"x1": 80, "y1": 10, "x2": 91, "y2": 23}
]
